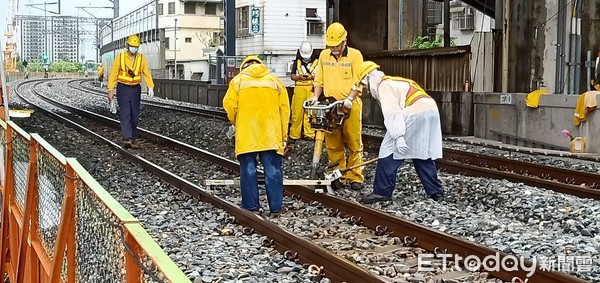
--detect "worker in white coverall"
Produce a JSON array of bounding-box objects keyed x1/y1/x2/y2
[{"x1": 357, "y1": 61, "x2": 445, "y2": 204}]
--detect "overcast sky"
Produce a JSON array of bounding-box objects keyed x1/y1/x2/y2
[{"x1": 2, "y1": 0, "x2": 144, "y2": 61}]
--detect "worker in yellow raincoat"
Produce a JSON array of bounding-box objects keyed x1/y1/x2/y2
[
  {"x1": 289, "y1": 41, "x2": 318, "y2": 145},
  {"x1": 98, "y1": 63, "x2": 105, "y2": 87},
  {"x1": 306, "y1": 22, "x2": 365, "y2": 191},
  {"x1": 223, "y1": 55, "x2": 290, "y2": 215},
  {"x1": 107, "y1": 34, "x2": 155, "y2": 149}
]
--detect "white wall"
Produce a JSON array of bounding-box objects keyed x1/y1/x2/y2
[
  {"x1": 236, "y1": 0, "x2": 325, "y2": 82},
  {"x1": 181, "y1": 60, "x2": 210, "y2": 81}
]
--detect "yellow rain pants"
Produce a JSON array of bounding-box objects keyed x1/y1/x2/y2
[
  {"x1": 325, "y1": 98, "x2": 363, "y2": 184},
  {"x1": 289, "y1": 85, "x2": 315, "y2": 139}
]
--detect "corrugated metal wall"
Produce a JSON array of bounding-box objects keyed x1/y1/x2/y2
[{"x1": 365, "y1": 46, "x2": 471, "y2": 92}]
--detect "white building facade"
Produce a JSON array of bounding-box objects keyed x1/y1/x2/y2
[
  {"x1": 159, "y1": 0, "x2": 224, "y2": 80},
  {"x1": 235, "y1": 0, "x2": 326, "y2": 86},
  {"x1": 438, "y1": 1, "x2": 494, "y2": 46},
  {"x1": 99, "y1": 0, "x2": 224, "y2": 81},
  {"x1": 100, "y1": 0, "x2": 162, "y2": 81}
]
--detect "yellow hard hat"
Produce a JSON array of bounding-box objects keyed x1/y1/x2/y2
[
  {"x1": 325, "y1": 22, "x2": 347, "y2": 46},
  {"x1": 127, "y1": 35, "x2": 141, "y2": 47},
  {"x1": 240, "y1": 55, "x2": 263, "y2": 70},
  {"x1": 358, "y1": 61, "x2": 380, "y2": 81}
]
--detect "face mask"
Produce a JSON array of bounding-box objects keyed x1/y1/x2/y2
[{"x1": 129, "y1": 47, "x2": 138, "y2": 54}]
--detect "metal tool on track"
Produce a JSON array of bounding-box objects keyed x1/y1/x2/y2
[
  {"x1": 303, "y1": 99, "x2": 348, "y2": 180},
  {"x1": 205, "y1": 100, "x2": 354, "y2": 194},
  {"x1": 323, "y1": 157, "x2": 380, "y2": 182}
]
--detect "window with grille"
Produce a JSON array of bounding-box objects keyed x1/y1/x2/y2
[
  {"x1": 185, "y1": 37, "x2": 191, "y2": 43},
  {"x1": 205, "y1": 3, "x2": 217, "y2": 15},
  {"x1": 451, "y1": 7, "x2": 475, "y2": 30},
  {"x1": 236, "y1": 6, "x2": 249, "y2": 37},
  {"x1": 165, "y1": 37, "x2": 170, "y2": 49},
  {"x1": 213, "y1": 31, "x2": 224, "y2": 45},
  {"x1": 306, "y1": 8, "x2": 318, "y2": 18},
  {"x1": 305, "y1": 8, "x2": 323, "y2": 36},
  {"x1": 184, "y1": 2, "x2": 195, "y2": 14},
  {"x1": 168, "y1": 2, "x2": 175, "y2": 14},
  {"x1": 426, "y1": 0, "x2": 443, "y2": 38},
  {"x1": 307, "y1": 21, "x2": 324, "y2": 36}
]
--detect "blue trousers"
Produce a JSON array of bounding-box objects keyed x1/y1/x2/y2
[
  {"x1": 238, "y1": 150, "x2": 283, "y2": 213},
  {"x1": 116, "y1": 83, "x2": 141, "y2": 140},
  {"x1": 373, "y1": 155, "x2": 443, "y2": 198}
]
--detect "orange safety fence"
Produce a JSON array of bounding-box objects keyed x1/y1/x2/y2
[{"x1": 0, "y1": 120, "x2": 191, "y2": 283}]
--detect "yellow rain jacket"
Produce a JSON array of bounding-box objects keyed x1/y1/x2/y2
[
  {"x1": 223, "y1": 64, "x2": 290, "y2": 157},
  {"x1": 574, "y1": 91, "x2": 599, "y2": 125},
  {"x1": 525, "y1": 89, "x2": 548, "y2": 108}
]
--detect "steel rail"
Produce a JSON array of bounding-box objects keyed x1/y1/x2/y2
[
  {"x1": 27, "y1": 80, "x2": 589, "y2": 282},
  {"x1": 67, "y1": 79, "x2": 228, "y2": 119},
  {"x1": 15, "y1": 79, "x2": 386, "y2": 283},
  {"x1": 281, "y1": 185, "x2": 586, "y2": 283},
  {"x1": 444, "y1": 137, "x2": 600, "y2": 162},
  {"x1": 363, "y1": 134, "x2": 600, "y2": 200}
]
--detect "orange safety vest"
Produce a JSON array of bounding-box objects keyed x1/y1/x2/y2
[
  {"x1": 295, "y1": 59, "x2": 318, "y2": 87},
  {"x1": 382, "y1": 76, "x2": 430, "y2": 107},
  {"x1": 117, "y1": 53, "x2": 142, "y2": 84}
]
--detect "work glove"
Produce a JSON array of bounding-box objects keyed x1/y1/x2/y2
[
  {"x1": 109, "y1": 99, "x2": 117, "y2": 114},
  {"x1": 395, "y1": 137, "x2": 409, "y2": 154},
  {"x1": 226, "y1": 125, "x2": 235, "y2": 139},
  {"x1": 342, "y1": 97, "x2": 354, "y2": 109},
  {"x1": 148, "y1": 88, "x2": 155, "y2": 97},
  {"x1": 305, "y1": 97, "x2": 318, "y2": 107}
]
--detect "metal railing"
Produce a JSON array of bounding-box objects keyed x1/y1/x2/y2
[{"x1": 0, "y1": 120, "x2": 190, "y2": 283}]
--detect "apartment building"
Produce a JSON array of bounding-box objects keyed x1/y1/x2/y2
[
  {"x1": 437, "y1": 0, "x2": 494, "y2": 46},
  {"x1": 20, "y1": 16, "x2": 81, "y2": 62},
  {"x1": 20, "y1": 18, "x2": 46, "y2": 61},
  {"x1": 51, "y1": 17, "x2": 79, "y2": 62},
  {"x1": 235, "y1": 0, "x2": 326, "y2": 86}
]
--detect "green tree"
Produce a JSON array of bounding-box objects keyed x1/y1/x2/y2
[{"x1": 411, "y1": 34, "x2": 456, "y2": 49}]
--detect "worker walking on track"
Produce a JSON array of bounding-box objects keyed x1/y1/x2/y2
[
  {"x1": 223, "y1": 55, "x2": 290, "y2": 215},
  {"x1": 98, "y1": 63, "x2": 104, "y2": 88},
  {"x1": 306, "y1": 22, "x2": 365, "y2": 191},
  {"x1": 289, "y1": 41, "x2": 318, "y2": 146},
  {"x1": 355, "y1": 62, "x2": 444, "y2": 204},
  {"x1": 107, "y1": 34, "x2": 155, "y2": 149}
]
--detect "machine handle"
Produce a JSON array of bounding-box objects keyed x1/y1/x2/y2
[{"x1": 303, "y1": 99, "x2": 344, "y2": 110}]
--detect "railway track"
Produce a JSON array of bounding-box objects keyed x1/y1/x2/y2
[
  {"x1": 72, "y1": 78, "x2": 600, "y2": 200},
  {"x1": 361, "y1": 135, "x2": 600, "y2": 200},
  {"x1": 15, "y1": 78, "x2": 591, "y2": 282},
  {"x1": 67, "y1": 79, "x2": 227, "y2": 119}
]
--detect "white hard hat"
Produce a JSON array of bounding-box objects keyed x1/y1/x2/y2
[{"x1": 299, "y1": 41, "x2": 313, "y2": 60}]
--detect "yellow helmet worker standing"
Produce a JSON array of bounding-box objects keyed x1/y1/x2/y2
[
  {"x1": 97, "y1": 63, "x2": 105, "y2": 87},
  {"x1": 107, "y1": 34, "x2": 155, "y2": 149},
  {"x1": 307, "y1": 22, "x2": 365, "y2": 191},
  {"x1": 289, "y1": 41, "x2": 318, "y2": 146},
  {"x1": 223, "y1": 55, "x2": 290, "y2": 215}
]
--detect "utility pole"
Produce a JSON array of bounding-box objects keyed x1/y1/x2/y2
[
  {"x1": 113, "y1": 0, "x2": 119, "y2": 61},
  {"x1": 174, "y1": 18, "x2": 178, "y2": 79},
  {"x1": 77, "y1": 5, "x2": 114, "y2": 66},
  {"x1": 443, "y1": 0, "x2": 450, "y2": 47},
  {"x1": 45, "y1": 2, "x2": 48, "y2": 58}
]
